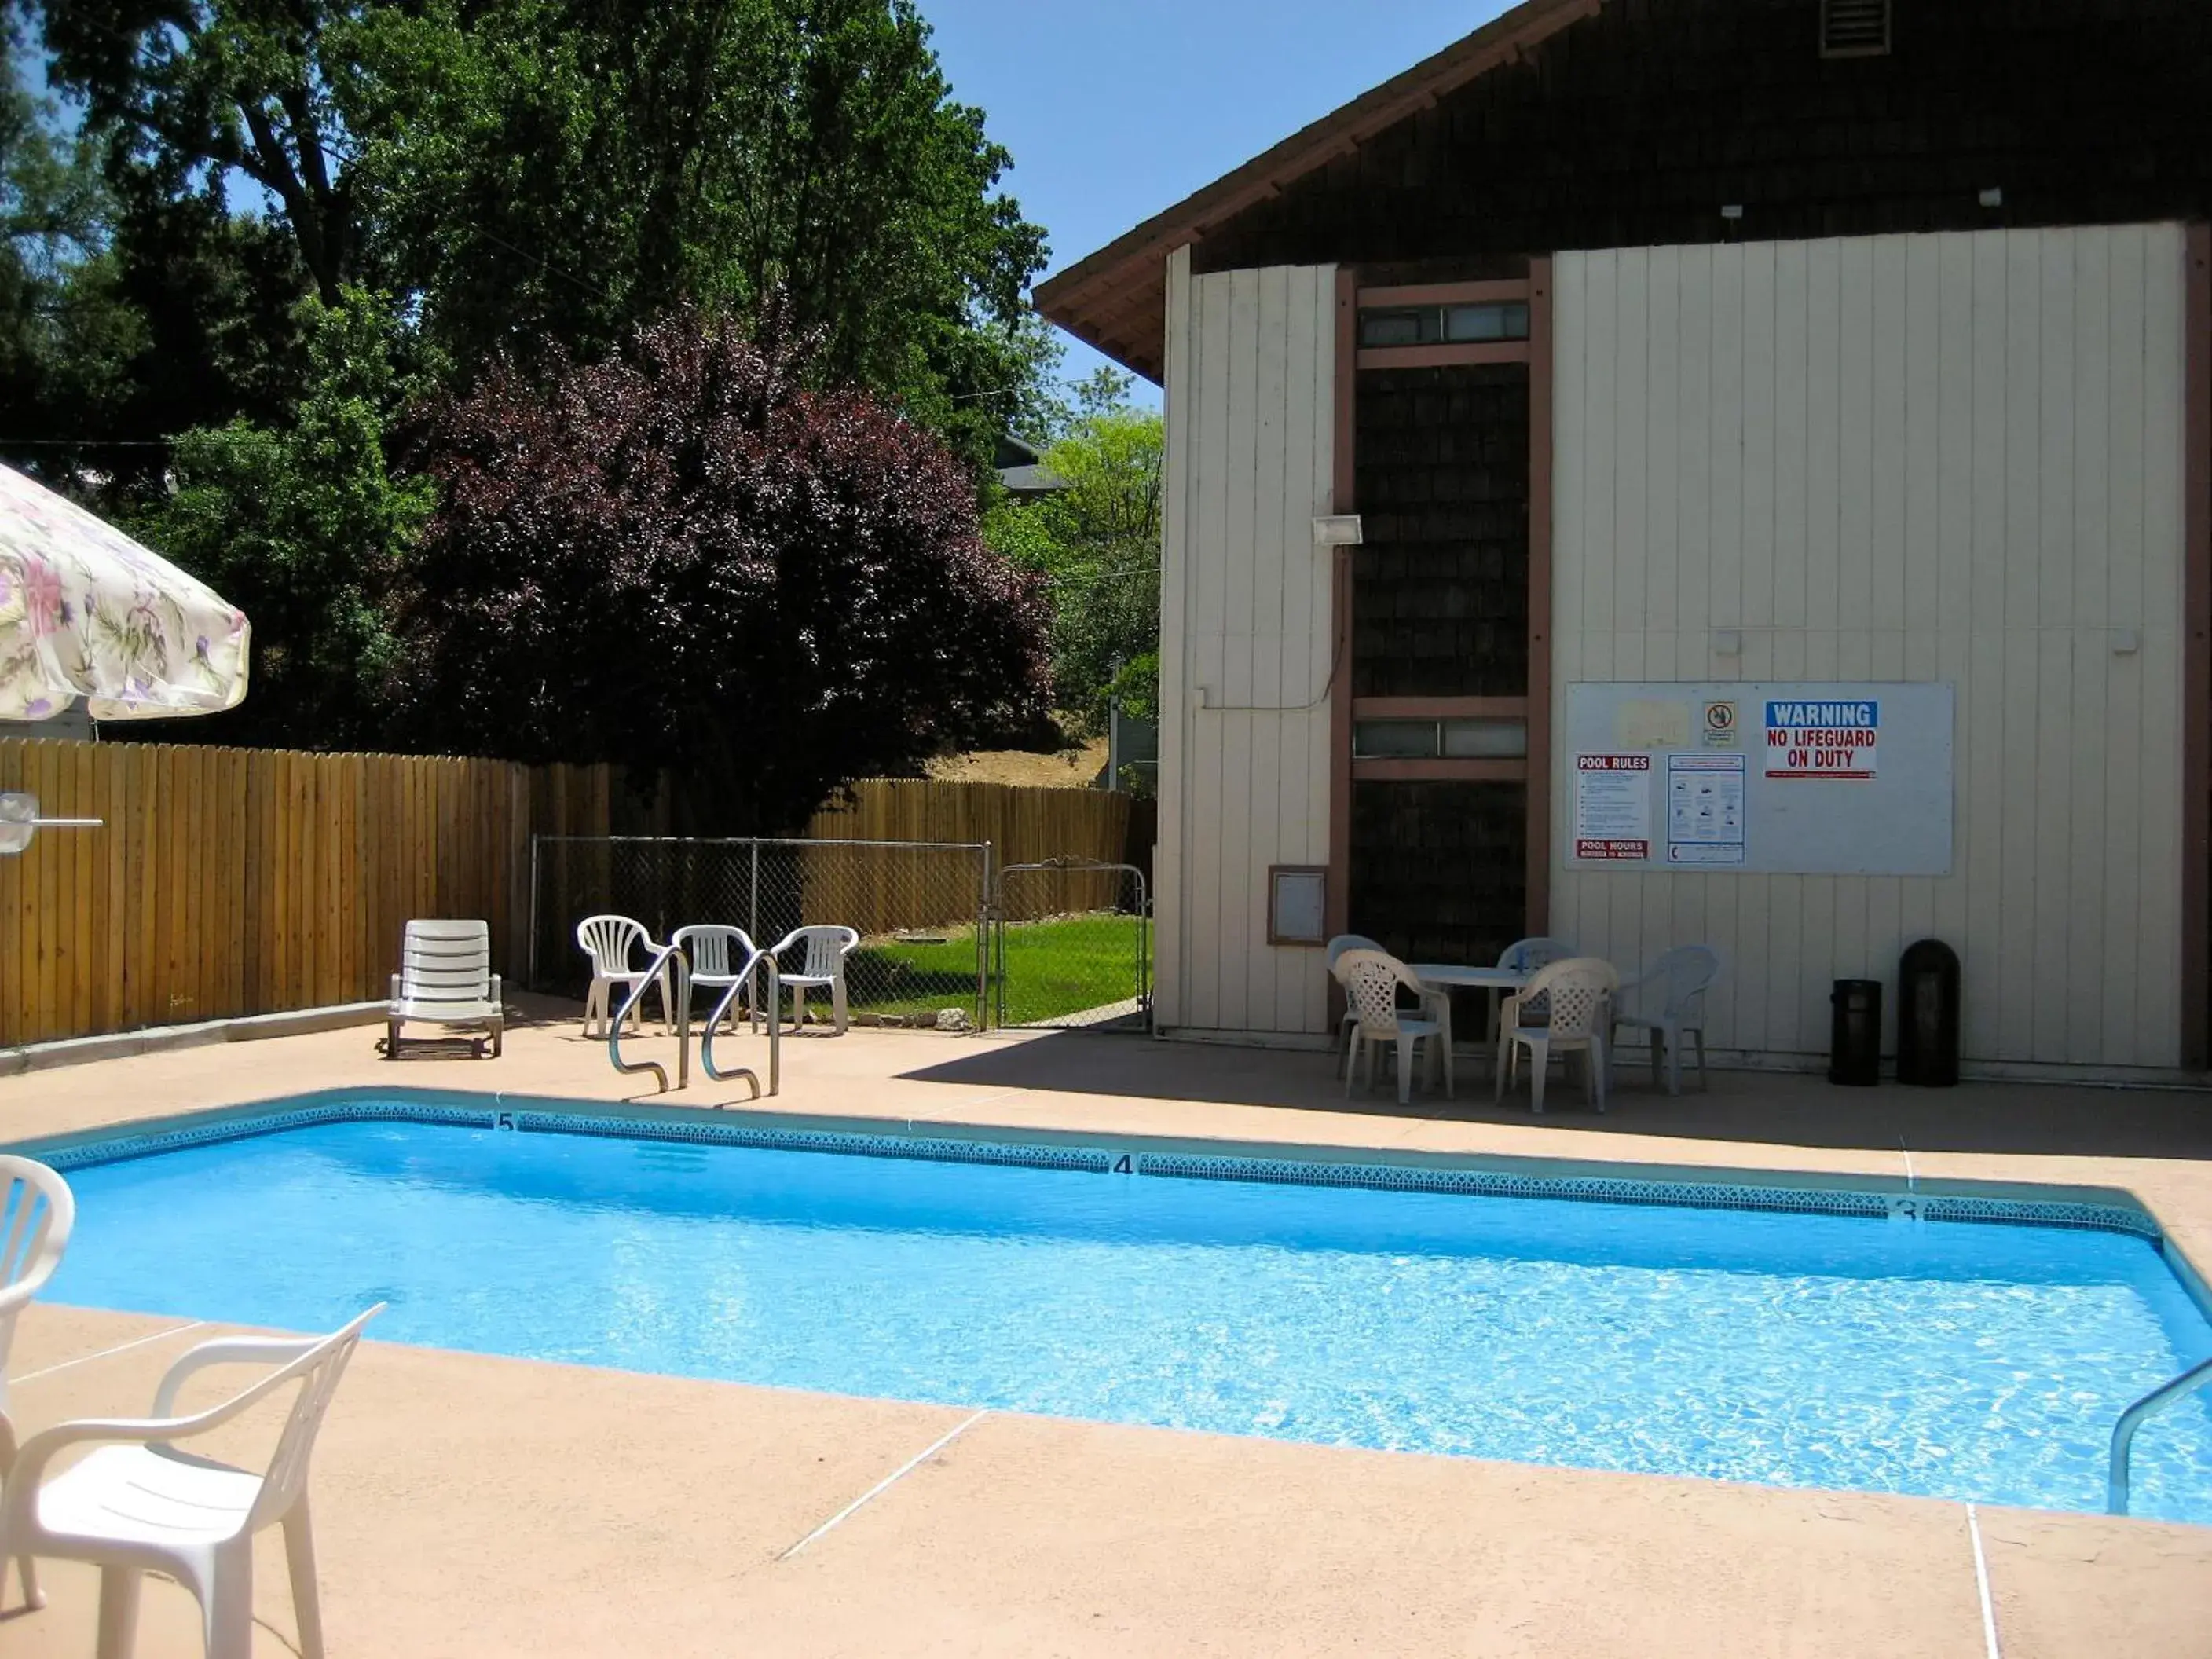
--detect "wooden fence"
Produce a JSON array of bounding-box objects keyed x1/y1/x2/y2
[
  {"x1": 0, "y1": 738, "x2": 529, "y2": 1049},
  {"x1": 2, "y1": 742, "x2": 1149, "y2": 1048}
]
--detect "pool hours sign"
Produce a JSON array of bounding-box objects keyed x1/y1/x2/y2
[{"x1": 1765, "y1": 700, "x2": 1877, "y2": 780}]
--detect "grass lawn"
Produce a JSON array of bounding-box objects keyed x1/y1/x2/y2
[{"x1": 848, "y1": 913, "x2": 1148, "y2": 1026}]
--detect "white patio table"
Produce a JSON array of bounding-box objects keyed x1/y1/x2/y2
[{"x1": 1409, "y1": 962, "x2": 1530, "y2": 1085}]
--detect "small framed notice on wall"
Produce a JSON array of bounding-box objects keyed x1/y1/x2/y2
[{"x1": 1268, "y1": 866, "x2": 1328, "y2": 946}]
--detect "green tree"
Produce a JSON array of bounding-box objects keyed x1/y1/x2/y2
[
  {"x1": 40, "y1": 0, "x2": 1053, "y2": 466},
  {"x1": 985, "y1": 386, "x2": 1163, "y2": 732},
  {"x1": 133, "y1": 286, "x2": 434, "y2": 745},
  {"x1": 0, "y1": 13, "x2": 145, "y2": 480}
]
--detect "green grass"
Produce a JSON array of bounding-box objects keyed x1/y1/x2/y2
[{"x1": 848, "y1": 913, "x2": 1148, "y2": 1026}]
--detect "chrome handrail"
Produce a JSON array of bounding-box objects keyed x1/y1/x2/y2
[
  {"x1": 701, "y1": 950, "x2": 778, "y2": 1098},
  {"x1": 609, "y1": 943, "x2": 690, "y2": 1093},
  {"x1": 2108, "y1": 1353, "x2": 2212, "y2": 1514}
]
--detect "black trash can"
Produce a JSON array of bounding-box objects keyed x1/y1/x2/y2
[
  {"x1": 1829, "y1": 979, "x2": 1882, "y2": 1086},
  {"x1": 1896, "y1": 939, "x2": 1961, "y2": 1087}
]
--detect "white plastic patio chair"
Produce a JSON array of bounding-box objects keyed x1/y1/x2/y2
[
  {"x1": 1334, "y1": 948, "x2": 1452, "y2": 1105},
  {"x1": 0, "y1": 1155, "x2": 73, "y2": 1613},
  {"x1": 1613, "y1": 945, "x2": 1720, "y2": 1095},
  {"x1": 576, "y1": 914, "x2": 673, "y2": 1038},
  {"x1": 672, "y1": 924, "x2": 765, "y2": 1035},
  {"x1": 1496, "y1": 957, "x2": 1619, "y2": 1115},
  {"x1": 1325, "y1": 934, "x2": 1384, "y2": 1079},
  {"x1": 768, "y1": 925, "x2": 860, "y2": 1034},
  {"x1": 383, "y1": 919, "x2": 504, "y2": 1059},
  {"x1": 0, "y1": 1306, "x2": 380, "y2": 1658},
  {"x1": 1493, "y1": 935, "x2": 1574, "y2": 1031}
]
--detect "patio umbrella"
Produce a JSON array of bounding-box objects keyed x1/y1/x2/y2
[
  {"x1": 0, "y1": 463, "x2": 251, "y2": 853},
  {"x1": 0, "y1": 463, "x2": 249, "y2": 722}
]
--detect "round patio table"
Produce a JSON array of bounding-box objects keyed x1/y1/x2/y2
[{"x1": 1408, "y1": 963, "x2": 1530, "y2": 1085}]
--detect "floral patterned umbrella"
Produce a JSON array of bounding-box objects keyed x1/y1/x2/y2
[{"x1": 0, "y1": 463, "x2": 249, "y2": 721}]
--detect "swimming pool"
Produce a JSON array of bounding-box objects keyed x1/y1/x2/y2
[{"x1": 29, "y1": 1097, "x2": 2212, "y2": 1525}]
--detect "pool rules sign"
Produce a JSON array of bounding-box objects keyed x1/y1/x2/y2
[
  {"x1": 1573, "y1": 753, "x2": 1653, "y2": 860},
  {"x1": 1765, "y1": 699, "x2": 1878, "y2": 781}
]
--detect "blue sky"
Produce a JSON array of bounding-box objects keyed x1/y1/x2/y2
[{"x1": 921, "y1": 0, "x2": 1513, "y2": 402}]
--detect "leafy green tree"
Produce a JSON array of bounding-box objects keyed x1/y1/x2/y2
[
  {"x1": 133, "y1": 286, "x2": 434, "y2": 745},
  {"x1": 985, "y1": 386, "x2": 1163, "y2": 732},
  {"x1": 0, "y1": 14, "x2": 145, "y2": 479},
  {"x1": 40, "y1": 0, "x2": 1053, "y2": 465}
]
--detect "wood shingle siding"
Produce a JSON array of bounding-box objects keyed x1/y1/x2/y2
[
  {"x1": 1192, "y1": 0, "x2": 2212, "y2": 314},
  {"x1": 1353, "y1": 366, "x2": 1533, "y2": 698}
]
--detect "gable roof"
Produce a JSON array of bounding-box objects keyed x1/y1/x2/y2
[{"x1": 1032, "y1": 0, "x2": 1600, "y2": 383}]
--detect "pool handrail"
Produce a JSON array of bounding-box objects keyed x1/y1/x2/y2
[
  {"x1": 610, "y1": 943, "x2": 690, "y2": 1093},
  {"x1": 701, "y1": 947, "x2": 778, "y2": 1098},
  {"x1": 2107, "y1": 1353, "x2": 2212, "y2": 1514}
]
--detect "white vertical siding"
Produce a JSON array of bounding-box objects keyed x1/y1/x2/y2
[
  {"x1": 1156, "y1": 255, "x2": 1337, "y2": 1036},
  {"x1": 1553, "y1": 225, "x2": 2189, "y2": 1070}
]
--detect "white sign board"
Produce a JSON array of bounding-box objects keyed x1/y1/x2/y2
[
  {"x1": 1563, "y1": 682, "x2": 1954, "y2": 876},
  {"x1": 1573, "y1": 754, "x2": 1652, "y2": 861}
]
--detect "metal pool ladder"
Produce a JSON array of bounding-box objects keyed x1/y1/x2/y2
[
  {"x1": 2108, "y1": 1354, "x2": 2212, "y2": 1514},
  {"x1": 606, "y1": 941, "x2": 779, "y2": 1099}
]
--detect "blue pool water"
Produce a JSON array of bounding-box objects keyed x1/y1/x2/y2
[{"x1": 45, "y1": 1119, "x2": 2212, "y2": 1524}]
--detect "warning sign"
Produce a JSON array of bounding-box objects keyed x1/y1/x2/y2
[
  {"x1": 1573, "y1": 753, "x2": 1653, "y2": 861},
  {"x1": 1765, "y1": 699, "x2": 1878, "y2": 780},
  {"x1": 1701, "y1": 700, "x2": 1739, "y2": 747}
]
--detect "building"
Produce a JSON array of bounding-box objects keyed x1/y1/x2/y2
[{"x1": 1035, "y1": 0, "x2": 2212, "y2": 1076}]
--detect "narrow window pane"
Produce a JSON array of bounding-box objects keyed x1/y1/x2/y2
[
  {"x1": 1444, "y1": 302, "x2": 1532, "y2": 343},
  {"x1": 1353, "y1": 720, "x2": 1441, "y2": 759},
  {"x1": 1358, "y1": 310, "x2": 1428, "y2": 348},
  {"x1": 1442, "y1": 718, "x2": 1529, "y2": 759}
]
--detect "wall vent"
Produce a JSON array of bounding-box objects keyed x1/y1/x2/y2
[{"x1": 1819, "y1": 0, "x2": 1892, "y2": 57}]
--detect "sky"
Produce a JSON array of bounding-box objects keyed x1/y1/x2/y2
[{"x1": 920, "y1": 0, "x2": 1514, "y2": 405}]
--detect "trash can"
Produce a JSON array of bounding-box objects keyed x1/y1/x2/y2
[
  {"x1": 1829, "y1": 978, "x2": 1882, "y2": 1086},
  {"x1": 1896, "y1": 939, "x2": 1961, "y2": 1087}
]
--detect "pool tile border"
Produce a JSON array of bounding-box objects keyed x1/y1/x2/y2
[{"x1": 20, "y1": 1090, "x2": 2160, "y2": 1243}]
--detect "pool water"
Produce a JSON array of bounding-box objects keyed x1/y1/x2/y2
[{"x1": 46, "y1": 1119, "x2": 2212, "y2": 1524}]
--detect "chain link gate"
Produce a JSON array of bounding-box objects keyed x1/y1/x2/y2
[
  {"x1": 530, "y1": 836, "x2": 993, "y2": 1030},
  {"x1": 990, "y1": 861, "x2": 1152, "y2": 1031}
]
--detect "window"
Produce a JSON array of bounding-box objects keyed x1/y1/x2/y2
[
  {"x1": 1445, "y1": 302, "x2": 1530, "y2": 343},
  {"x1": 1358, "y1": 302, "x2": 1529, "y2": 350},
  {"x1": 1820, "y1": 0, "x2": 1891, "y2": 58},
  {"x1": 1268, "y1": 866, "x2": 1329, "y2": 947},
  {"x1": 1442, "y1": 719, "x2": 1529, "y2": 760},
  {"x1": 1354, "y1": 720, "x2": 1439, "y2": 760},
  {"x1": 1354, "y1": 719, "x2": 1528, "y2": 760}
]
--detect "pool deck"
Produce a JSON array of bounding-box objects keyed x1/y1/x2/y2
[{"x1": 3, "y1": 1008, "x2": 2210, "y2": 1656}]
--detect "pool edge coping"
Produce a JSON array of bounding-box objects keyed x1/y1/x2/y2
[{"x1": 8, "y1": 1081, "x2": 2192, "y2": 1251}]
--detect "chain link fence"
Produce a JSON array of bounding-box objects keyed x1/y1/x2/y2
[
  {"x1": 532, "y1": 838, "x2": 1154, "y2": 1032},
  {"x1": 529, "y1": 837, "x2": 991, "y2": 1027},
  {"x1": 992, "y1": 862, "x2": 1152, "y2": 1031}
]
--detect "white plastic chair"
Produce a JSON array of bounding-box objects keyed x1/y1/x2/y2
[
  {"x1": 383, "y1": 919, "x2": 504, "y2": 1059},
  {"x1": 672, "y1": 925, "x2": 765, "y2": 1035},
  {"x1": 0, "y1": 1306, "x2": 380, "y2": 1658},
  {"x1": 1500, "y1": 937, "x2": 1574, "y2": 974},
  {"x1": 1494, "y1": 935, "x2": 1574, "y2": 1032},
  {"x1": 0, "y1": 1155, "x2": 73, "y2": 1613},
  {"x1": 1496, "y1": 957, "x2": 1618, "y2": 1115},
  {"x1": 768, "y1": 926, "x2": 859, "y2": 1034},
  {"x1": 575, "y1": 914, "x2": 672, "y2": 1038},
  {"x1": 1325, "y1": 934, "x2": 1384, "y2": 1079},
  {"x1": 1613, "y1": 945, "x2": 1720, "y2": 1095},
  {"x1": 1334, "y1": 949, "x2": 1452, "y2": 1105}
]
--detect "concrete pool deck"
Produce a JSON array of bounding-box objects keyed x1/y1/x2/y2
[{"x1": 2, "y1": 1009, "x2": 2210, "y2": 1656}]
